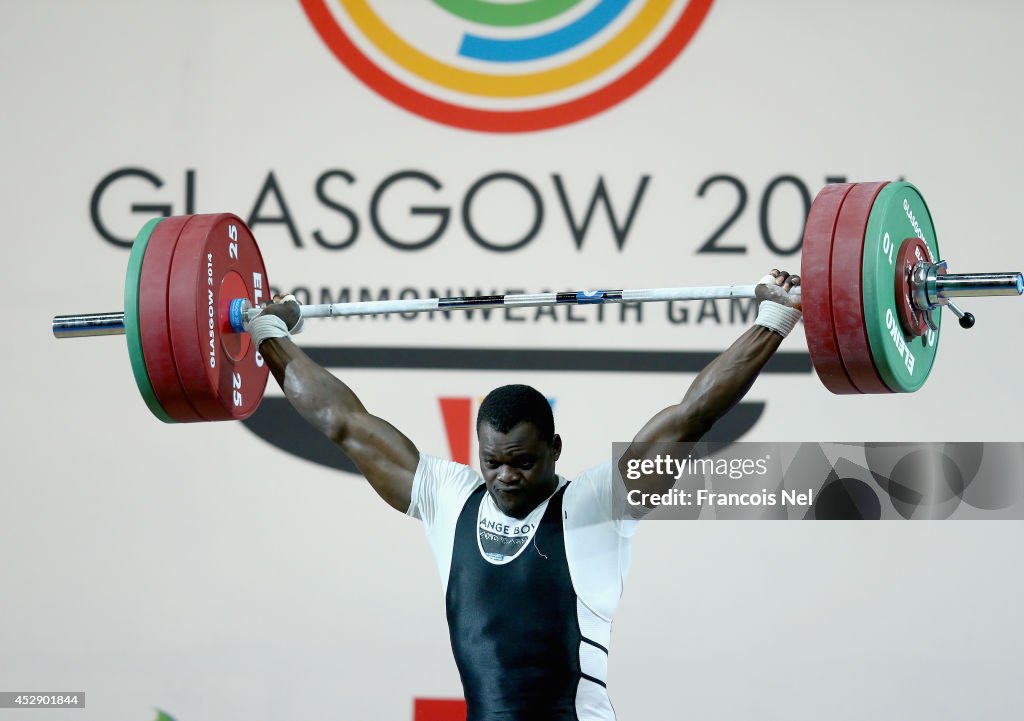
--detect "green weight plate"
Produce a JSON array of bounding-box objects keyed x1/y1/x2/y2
[
  {"x1": 862, "y1": 182, "x2": 941, "y2": 392},
  {"x1": 124, "y1": 217, "x2": 176, "y2": 423}
]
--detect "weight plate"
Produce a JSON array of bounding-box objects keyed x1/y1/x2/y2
[
  {"x1": 801, "y1": 183, "x2": 860, "y2": 394},
  {"x1": 168, "y1": 214, "x2": 269, "y2": 421},
  {"x1": 124, "y1": 218, "x2": 175, "y2": 423},
  {"x1": 139, "y1": 215, "x2": 204, "y2": 423},
  {"x1": 862, "y1": 182, "x2": 941, "y2": 392},
  {"x1": 831, "y1": 182, "x2": 892, "y2": 394}
]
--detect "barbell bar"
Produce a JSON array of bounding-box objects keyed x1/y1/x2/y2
[
  {"x1": 53, "y1": 284, "x2": 761, "y2": 339},
  {"x1": 50, "y1": 181, "x2": 1024, "y2": 422},
  {"x1": 51, "y1": 272, "x2": 1023, "y2": 340}
]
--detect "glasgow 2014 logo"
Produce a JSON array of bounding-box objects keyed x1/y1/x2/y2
[{"x1": 299, "y1": 0, "x2": 715, "y2": 132}]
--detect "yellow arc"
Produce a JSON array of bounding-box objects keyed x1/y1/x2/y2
[{"x1": 338, "y1": 0, "x2": 675, "y2": 98}]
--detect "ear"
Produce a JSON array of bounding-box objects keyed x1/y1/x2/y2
[{"x1": 550, "y1": 433, "x2": 562, "y2": 462}]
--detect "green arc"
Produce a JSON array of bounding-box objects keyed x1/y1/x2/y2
[{"x1": 432, "y1": 0, "x2": 585, "y2": 27}]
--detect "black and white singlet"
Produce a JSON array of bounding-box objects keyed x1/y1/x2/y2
[{"x1": 407, "y1": 455, "x2": 638, "y2": 721}]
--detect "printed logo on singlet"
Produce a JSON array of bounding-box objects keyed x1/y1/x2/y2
[
  {"x1": 476, "y1": 487, "x2": 559, "y2": 565},
  {"x1": 478, "y1": 517, "x2": 536, "y2": 563}
]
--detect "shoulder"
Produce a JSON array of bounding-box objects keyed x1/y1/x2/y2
[
  {"x1": 566, "y1": 461, "x2": 614, "y2": 496},
  {"x1": 416, "y1": 454, "x2": 480, "y2": 482},
  {"x1": 562, "y1": 460, "x2": 614, "y2": 514},
  {"x1": 414, "y1": 454, "x2": 483, "y2": 497},
  {"x1": 408, "y1": 454, "x2": 483, "y2": 521},
  {"x1": 564, "y1": 460, "x2": 639, "y2": 536}
]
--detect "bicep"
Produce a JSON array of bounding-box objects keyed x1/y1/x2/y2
[
  {"x1": 631, "y1": 404, "x2": 707, "y2": 445},
  {"x1": 620, "y1": 406, "x2": 704, "y2": 501},
  {"x1": 630, "y1": 325, "x2": 782, "y2": 446},
  {"x1": 335, "y1": 412, "x2": 420, "y2": 512}
]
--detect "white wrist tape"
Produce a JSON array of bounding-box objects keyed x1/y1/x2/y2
[
  {"x1": 248, "y1": 314, "x2": 291, "y2": 348},
  {"x1": 754, "y1": 274, "x2": 802, "y2": 337},
  {"x1": 755, "y1": 301, "x2": 802, "y2": 337}
]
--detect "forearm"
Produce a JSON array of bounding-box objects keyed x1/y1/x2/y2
[
  {"x1": 678, "y1": 325, "x2": 782, "y2": 433},
  {"x1": 259, "y1": 336, "x2": 366, "y2": 440}
]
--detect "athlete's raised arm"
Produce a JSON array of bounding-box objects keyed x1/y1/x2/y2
[
  {"x1": 254, "y1": 296, "x2": 419, "y2": 513},
  {"x1": 623, "y1": 270, "x2": 802, "y2": 496}
]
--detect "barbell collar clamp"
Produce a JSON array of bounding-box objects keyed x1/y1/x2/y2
[{"x1": 944, "y1": 299, "x2": 976, "y2": 329}]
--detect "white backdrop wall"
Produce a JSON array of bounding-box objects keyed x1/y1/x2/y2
[{"x1": 2, "y1": 1, "x2": 1023, "y2": 720}]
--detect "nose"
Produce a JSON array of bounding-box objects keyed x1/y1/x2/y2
[{"x1": 497, "y1": 466, "x2": 522, "y2": 485}]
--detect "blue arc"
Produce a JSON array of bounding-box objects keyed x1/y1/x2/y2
[{"x1": 458, "y1": 0, "x2": 631, "y2": 63}]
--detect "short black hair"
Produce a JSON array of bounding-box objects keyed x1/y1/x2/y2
[{"x1": 476, "y1": 384, "x2": 554, "y2": 441}]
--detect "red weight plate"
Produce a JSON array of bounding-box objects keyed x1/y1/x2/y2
[
  {"x1": 831, "y1": 182, "x2": 891, "y2": 394},
  {"x1": 801, "y1": 183, "x2": 859, "y2": 394},
  {"x1": 168, "y1": 214, "x2": 269, "y2": 421},
  {"x1": 138, "y1": 216, "x2": 204, "y2": 423},
  {"x1": 893, "y1": 237, "x2": 933, "y2": 338}
]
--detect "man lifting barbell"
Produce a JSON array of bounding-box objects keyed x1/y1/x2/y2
[
  {"x1": 49, "y1": 180, "x2": 1024, "y2": 719},
  {"x1": 246, "y1": 270, "x2": 802, "y2": 721}
]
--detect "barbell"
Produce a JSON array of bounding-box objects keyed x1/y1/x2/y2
[{"x1": 52, "y1": 181, "x2": 1023, "y2": 423}]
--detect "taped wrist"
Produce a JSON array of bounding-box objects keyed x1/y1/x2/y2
[
  {"x1": 248, "y1": 314, "x2": 291, "y2": 348},
  {"x1": 755, "y1": 299, "x2": 802, "y2": 337}
]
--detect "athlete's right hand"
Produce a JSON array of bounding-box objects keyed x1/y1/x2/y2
[
  {"x1": 259, "y1": 294, "x2": 304, "y2": 333},
  {"x1": 755, "y1": 269, "x2": 801, "y2": 311}
]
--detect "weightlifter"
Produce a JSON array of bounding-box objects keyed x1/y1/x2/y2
[{"x1": 247, "y1": 269, "x2": 802, "y2": 721}]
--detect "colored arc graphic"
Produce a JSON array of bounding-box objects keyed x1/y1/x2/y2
[
  {"x1": 433, "y1": 0, "x2": 586, "y2": 27},
  {"x1": 299, "y1": 0, "x2": 716, "y2": 132},
  {"x1": 339, "y1": 0, "x2": 675, "y2": 98},
  {"x1": 459, "y1": 0, "x2": 630, "y2": 63}
]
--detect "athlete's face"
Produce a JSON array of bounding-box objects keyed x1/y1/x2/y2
[{"x1": 478, "y1": 421, "x2": 562, "y2": 519}]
